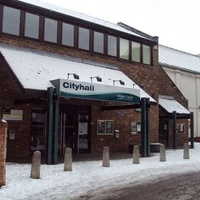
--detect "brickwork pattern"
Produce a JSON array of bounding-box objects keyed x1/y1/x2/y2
[
  {"x1": 0, "y1": 120, "x2": 7, "y2": 187},
  {"x1": 0, "y1": 34, "x2": 189, "y2": 157}
]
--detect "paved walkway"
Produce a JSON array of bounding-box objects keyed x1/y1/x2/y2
[{"x1": 75, "y1": 171, "x2": 200, "y2": 200}]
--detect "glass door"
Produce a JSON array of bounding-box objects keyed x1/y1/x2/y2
[
  {"x1": 59, "y1": 112, "x2": 77, "y2": 154},
  {"x1": 59, "y1": 111, "x2": 90, "y2": 155},
  {"x1": 159, "y1": 119, "x2": 169, "y2": 147},
  {"x1": 78, "y1": 113, "x2": 89, "y2": 154}
]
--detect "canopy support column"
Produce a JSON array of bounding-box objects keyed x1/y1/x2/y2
[
  {"x1": 141, "y1": 98, "x2": 150, "y2": 157},
  {"x1": 190, "y1": 112, "x2": 194, "y2": 149},
  {"x1": 173, "y1": 111, "x2": 177, "y2": 149},
  {"x1": 52, "y1": 88, "x2": 59, "y2": 164},
  {"x1": 46, "y1": 87, "x2": 54, "y2": 164}
]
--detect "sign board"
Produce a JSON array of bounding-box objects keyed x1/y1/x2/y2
[{"x1": 51, "y1": 79, "x2": 140, "y2": 103}]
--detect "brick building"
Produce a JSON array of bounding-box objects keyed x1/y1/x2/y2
[{"x1": 0, "y1": 0, "x2": 192, "y2": 164}]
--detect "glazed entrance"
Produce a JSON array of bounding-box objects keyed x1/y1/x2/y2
[
  {"x1": 31, "y1": 106, "x2": 90, "y2": 156},
  {"x1": 59, "y1": 111, "x2": 90, "y2": 154}
]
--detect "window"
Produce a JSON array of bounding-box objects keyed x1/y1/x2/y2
[
  {"x1": 93, "y1": 31, "x2": 104, "y2": 53},
  {"x1": 78, "y1": 27, "x2": 89, "y2": 50},
  {"x1": 107, "y1": 35, "x2": 117, "y2": 57},
  {"x1": 143, "y1": 44, "x2": 151, "y2": 65},
  {"x1": 62, "y1": 23, "x2": 74, "y2": 47},
  {"x1": 2, "y1": 6, "x2": 20, "y2": 36},
  {"x1": 44, "y1": 18, "x2": 57, "y2": 43},
  {"x1": 120, "y1": 38, "x2": 129, "y2": 60},
  {"x1": 131, "y1": 41, "x2": 140, "y2": 62},
  {"x1": 25, "y1": 12, "x2": 39, "y2": 39}
]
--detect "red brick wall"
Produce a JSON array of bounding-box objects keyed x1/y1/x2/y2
[{"x1": 0, "y1": 119, "x2": 8, "y2": 187}]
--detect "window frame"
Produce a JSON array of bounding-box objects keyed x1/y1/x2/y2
[
  {"x1": 78, "y1": 26, "x2": 90, "y2": 51},
  {"x1": 0, "y1": 5, "x2": 3, "y2": 33},
  {"x1": 43, "y1": 17, "x2": 58, "y2": 43},
  {"x1": 119, "y1": 37, "x2": 130, "y2": 61},
  {"x1": 24, "y1": 11, "x2": 40, "y2": 40},
  {"x1": 107, "y1": 34, "x2": 118, "y2": 57},
  {"x1": 93, "y1": 30, "x2": 105, "y2": 54},
  {"x1": 61, "y1": 22, "x2": 75, "y2": 48},
  {"x1": 142, "y1": 44, "x2": 152, "y2": 65},
  {"x1": 131, "y1": 41, "x2": 141, "y2": 63},
  {"x1": 2, "y1": 5, "x2": 21, "y2": 36}
]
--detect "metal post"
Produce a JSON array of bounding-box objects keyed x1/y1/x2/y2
[
  {"x1": 190, "y1": 112, "x2": 194, "y2": 149},
  {"x1": 141, "y1": 98, "x2": 147, "y2": 157},
  {"x1": 173, "y1": 111, "x2": 177, "y2": 149},
  {"x1": 52, "y1": 88, "x2": 60, "y2": 164},
  {"x1": 146, "y1": 98, "x2": 150, "y2": 157},
  {"x1": 46, "y1": 87, "x2": 54, "y2": 164}
]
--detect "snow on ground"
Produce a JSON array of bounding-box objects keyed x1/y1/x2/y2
[{"x1": 0, "y1": 143, "x2": 200, "y2": 200}]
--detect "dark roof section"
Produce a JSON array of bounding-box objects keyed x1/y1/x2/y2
[{"x1": 118, "y1": 22, "x2": 158, "y2": 44}]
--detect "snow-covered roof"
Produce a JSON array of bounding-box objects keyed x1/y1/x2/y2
[
  {"x1": 17, "y1": 0, "x2": 148, "y2": 40},
  {"x1": 0, "y1": 44, "x2": 155, "y2": 102},
  {"x1": 159, "y1": 96, "x2": 190, "y2": 114},
  {"x1": 159, "y1": 45, "x2": 200, "y2": 73}
]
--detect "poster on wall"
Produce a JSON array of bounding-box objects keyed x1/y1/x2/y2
[
  {"x1": 177, "y1": 123, "x2": 185, "y2": 133},
  {"x1": 130, "y1": 121, "x2": 141, "y2": 134},
  {"x1": 3, "y1": 109, "x2": 23, "y2": 121},
  {"x1": 97, "y1": 120, "x2": 113, "y2": 135}
]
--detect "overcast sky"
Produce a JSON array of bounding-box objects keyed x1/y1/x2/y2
[{"x1": 43, "y1": 0, "x2": 200, "y2": 55}]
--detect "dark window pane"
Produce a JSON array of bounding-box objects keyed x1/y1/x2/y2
[
  {"x1": 44, "y1": 18, "x2": 57, "y2": 43},
  {"x1": 143, "y1": 45, "x2": 151, "y2": 65},
  {"x1": 107, "y1": 35, "x2": 117, "y2": 57},
  {"x1": 62, "y1": 23, "x2": 74, "y2": 47},
  {"x1": 120, "y1": 38, "x2": 129, "y2": 60},
  {"x1": 2, "y1": 6, "x2": 20, "y2": 36},
  {"x1": 132, "y1": 41, "x2": 140, "y2": 62},
  {"x1": 78, "y1": 27, "x2": 89, "y2": 50},
  {"x1": 25, "y1": 13, "x2": 39, "y2": 39},
  {"x1": 94, "y1": 31, "x2": 104, "y2": 53}
]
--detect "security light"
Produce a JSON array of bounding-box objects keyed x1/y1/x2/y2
[
  {"x1": 67, "y1": 73, "x2": 79, "y2": 80},
  {"x1": 113, "y1": 80, "x2": 125, "y2": 86},
  {"x1": 90, "y1": 76, "x2": 102, "y2": 83}
]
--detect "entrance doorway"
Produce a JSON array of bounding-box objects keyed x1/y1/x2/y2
[
  {"x1": 31, "y1": 111, "x2": 46, "y2": 154},
  {"x1": 159, "y1": 119, "x2": 169, "y2": 146},
  {"x1": 59, "y1": 107, "x2": 90, "y2": 155}
]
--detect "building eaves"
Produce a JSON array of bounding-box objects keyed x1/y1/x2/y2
[
  {"x1": 3, "y1": 0, "x2": 156, "y2": 43},
  {"x1": 117, "y1": 22, "x2": 158, "y2": 44}
]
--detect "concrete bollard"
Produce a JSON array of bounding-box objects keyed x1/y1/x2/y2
[
  {"x1": 133, "y1": 145, "x2": 140, "y2": 164},
  {"x1": 183, "y1": 143, "x2": 189, "y2": 159},
  {"x1": 102, "y1": 146, "x2": 110, "y2": 167},
  {"x1": 64, "y1": 148, "x2": 72, "y2": 171},
  {"x1": 30, "y1": 151, "x2": 41, "y2": 179},
  {"x1": 160, "y1": 144, "x2": 166, "y2": 162}
]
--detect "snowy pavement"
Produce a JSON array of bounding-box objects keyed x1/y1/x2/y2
[{"x1": 0, "y1": 143, "x2": 200, "y2": 200}]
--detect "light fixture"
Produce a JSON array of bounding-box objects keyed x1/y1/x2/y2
[
  {"x1": 113, "y1": 80, "x2": 125, "y2": 86},
  {"x1": 67, "y1": 73, "x2": 79, "y2": 80},
  {"x1": 90, "y1": 76, "x2": 102, "y2": 83}
]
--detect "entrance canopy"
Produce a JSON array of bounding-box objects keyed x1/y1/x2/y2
[
  {"x1": 0, "y1": 44, "x2": 155, "y2": 103},
  {"x1": 159, "y1": 96, "x2": 190, "y2": 115}
]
